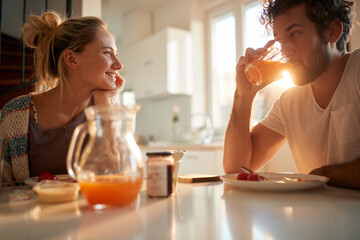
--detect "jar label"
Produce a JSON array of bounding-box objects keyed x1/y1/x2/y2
[{"x1": 147, "y1": 162, "x2": 172, "y2": 197}]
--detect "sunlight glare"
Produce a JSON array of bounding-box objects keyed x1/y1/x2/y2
[{"x1": 274, "y1": 71, "x2": 295, "y2": 89}]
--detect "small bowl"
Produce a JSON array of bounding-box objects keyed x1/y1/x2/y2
[
  {"x1": 169, "y1": 150, "x2": 185, "y2": 162},
  {"x1": 33, "y1": 180, "x2": 80, "y2": 203}
]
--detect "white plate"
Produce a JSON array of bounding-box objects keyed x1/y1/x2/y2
[
  {"x1": 24, "y1": 175, "x2": 75, "y2": 186},
  {"x1": 221, "y1": 172, "x2": 329, "y2": 191}
]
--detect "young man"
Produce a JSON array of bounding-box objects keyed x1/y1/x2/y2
[{"x1": 223, "y1": 0, "x2": 360, "y2": 189}]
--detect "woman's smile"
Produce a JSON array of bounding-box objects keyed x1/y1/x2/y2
[{"x1": 105, "y1": 72, "x2": 117, "y2": 81}]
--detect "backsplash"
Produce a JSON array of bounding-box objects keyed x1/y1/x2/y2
[{"x1": 135, "y1": 95, "x2": 191, "y2": 144}]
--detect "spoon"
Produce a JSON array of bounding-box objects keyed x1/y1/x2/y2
[{"x1": 239, "y1": 166, "x2": 268, "y2": 181}]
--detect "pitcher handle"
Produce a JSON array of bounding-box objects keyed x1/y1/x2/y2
[{"x1": 67, "y1": 122, "x2": 88, "y2": 179}]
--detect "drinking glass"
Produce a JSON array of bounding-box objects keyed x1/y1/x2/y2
[{"x1": 245, "y1": 44, "x2": 293, "y2": 85}]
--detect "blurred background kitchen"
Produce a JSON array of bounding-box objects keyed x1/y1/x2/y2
[{"x1": 1, "y1": 0, "x2": 360, "y2": 175}]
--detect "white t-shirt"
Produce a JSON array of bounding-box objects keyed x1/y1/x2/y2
[{"x1": 260, "y1": 49, "x2": 360, "y2": 173}]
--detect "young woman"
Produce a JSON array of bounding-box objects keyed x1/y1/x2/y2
[{"x1": 0, "y1": 11, "x2": 125, "y2": 185}]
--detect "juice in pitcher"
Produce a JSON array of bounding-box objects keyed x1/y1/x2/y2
[
  {"x1": 67, "y1": 105, "x2": 144, "y2": 208},
  {"x1": 79, "y1": 175, "x2": 142, "y2": 206}
]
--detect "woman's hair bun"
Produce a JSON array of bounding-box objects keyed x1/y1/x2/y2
[{"x1": 22, "y1": 11, "x2": 64, "y2": 48}]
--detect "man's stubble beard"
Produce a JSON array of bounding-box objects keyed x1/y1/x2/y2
[{"x1": 290, "y1": 41, "x2": 331, "y2": 86}]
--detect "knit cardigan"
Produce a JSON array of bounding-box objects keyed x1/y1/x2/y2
[{"x1": 0, "y1": 94, "x2": 32, "y2": 185}]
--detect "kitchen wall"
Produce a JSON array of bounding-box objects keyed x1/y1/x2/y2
[
  {"x1": 73, "y1": 0, "x2": 102, "y2": 18},
  {"x1": 350, "y1": 0, "x2": 360, "y2": 51},
  {"x1": 136, "y1": 95, "x2": 191, "y2": 143}
]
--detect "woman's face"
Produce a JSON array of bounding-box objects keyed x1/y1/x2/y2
[{"x1": 75, "y1": 27, "x2": 124, "y2": 91}]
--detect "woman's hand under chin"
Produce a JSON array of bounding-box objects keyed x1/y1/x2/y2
[{"x1": 92, "y1": 73, "x2": 126, "y2": 106}]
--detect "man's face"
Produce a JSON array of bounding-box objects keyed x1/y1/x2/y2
[{"x1": 273, "y1": 3, "x2": 331, "y2": 86}]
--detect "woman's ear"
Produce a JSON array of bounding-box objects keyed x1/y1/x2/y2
[{"x1": 62, "y1": 49, "x2": 78, "y2": 69}]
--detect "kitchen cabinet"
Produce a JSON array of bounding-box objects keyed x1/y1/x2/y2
[
  {"x1": 139, "y1": 144, "x2": 224, "y2": 176},
  {"x1": 178, "y1": 149, "x2": 224, "y2": 176},
  {"x1": 120, "y1": 27, "x2": 193, "y2": 100}
]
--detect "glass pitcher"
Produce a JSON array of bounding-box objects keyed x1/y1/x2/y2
[{"x1": 67, "y1": 104, "x2": 143, "y2": 207}]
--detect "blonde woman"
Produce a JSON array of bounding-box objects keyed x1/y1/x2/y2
[{"x1": 0, "y1": 11, "x2": 125, "y2": 185}]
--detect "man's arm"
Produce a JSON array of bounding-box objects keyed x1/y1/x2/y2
[
  {"x1": 223, "y1": 41, "x2": 287, "y2": 174},
  {"x1": 223, "y1": 92, "x2": 253, "y2": 174},
  {"x1": 224, "y1": 110, "x2": 287, "y2": 174},
  {"x1": 309, "y1": 158, "x2": 360, "y2": 190}
]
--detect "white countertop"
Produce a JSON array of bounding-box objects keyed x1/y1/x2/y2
[
  {"x1": 0, "y1": 181, "x2": 359, "y2": 240},
  {"x1": 139, "y1": 142, "x2": 224, "y2": 151}
]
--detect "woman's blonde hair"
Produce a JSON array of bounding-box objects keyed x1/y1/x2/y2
[{"x1": 22, "y1": 11, "x2": 107, "y2": 93}]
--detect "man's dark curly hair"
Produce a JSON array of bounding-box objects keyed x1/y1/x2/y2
[{"x1": 260, "y1": 0, "x2": 355, "y2": 52}]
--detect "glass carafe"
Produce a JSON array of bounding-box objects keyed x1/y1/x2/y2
[{"x1": 67, "y1": 104, "x2": 143, "y2": 207}]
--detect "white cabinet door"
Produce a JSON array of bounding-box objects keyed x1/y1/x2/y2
[
  {"x1": 140, "y1": 148, "x2": 224, "y2": 177},
  {"x1": 120, "y1": 33, "x2": 166, "y2": 98},
  {"x1": 179, "y1": 150, "x2": 224, "y2": 176},
  {"x1": 120, "y1": 27, "x2": 192, "y2": 99}
]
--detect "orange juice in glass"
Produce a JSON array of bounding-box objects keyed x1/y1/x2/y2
[
  {"x1": 245, "y1": 45, "x2": 293, "y2": 85},
  {"x1": 78, "y1": 175, "x2": 142, "y2": 206}
]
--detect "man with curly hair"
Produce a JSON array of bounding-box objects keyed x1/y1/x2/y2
[{"x1": 223, "y1": 0, "x2": 360, "y2": 189}]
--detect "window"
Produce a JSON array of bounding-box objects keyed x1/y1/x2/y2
[
  {"x1": 209, "y1": 11, "x2": 237, "y2": 130},
  {"x1": 207, "y1": 0, "x2": 294, "y2": 131},
  {"x1": 244, "y1": 1, "x2": 273, "y2": 125},
  {"x1": 244, "y1": 1, "x2": 272, "y2": 50},
  {"x1": 244, "y1": 1, "x2": 294, "y2": 125}
]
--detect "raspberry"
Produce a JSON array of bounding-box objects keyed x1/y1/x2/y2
[
  {"x1": 237, "y1": 172, "x2": 249, "y2": 180},
  {"x1": 38, "y1": 171, "x2": 57, "y2": 182},
  {"x1": 247, "y1": 173, "x2": 260, "y2": 181}
]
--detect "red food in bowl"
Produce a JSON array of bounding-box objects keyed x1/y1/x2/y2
[{"x1": 38, "y1": 171, "x2": 57, "y2": 182}]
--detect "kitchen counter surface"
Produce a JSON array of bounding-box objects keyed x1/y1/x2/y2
[{"x1": 1, "y1": 180, "x2": 359, "y2": 239}]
